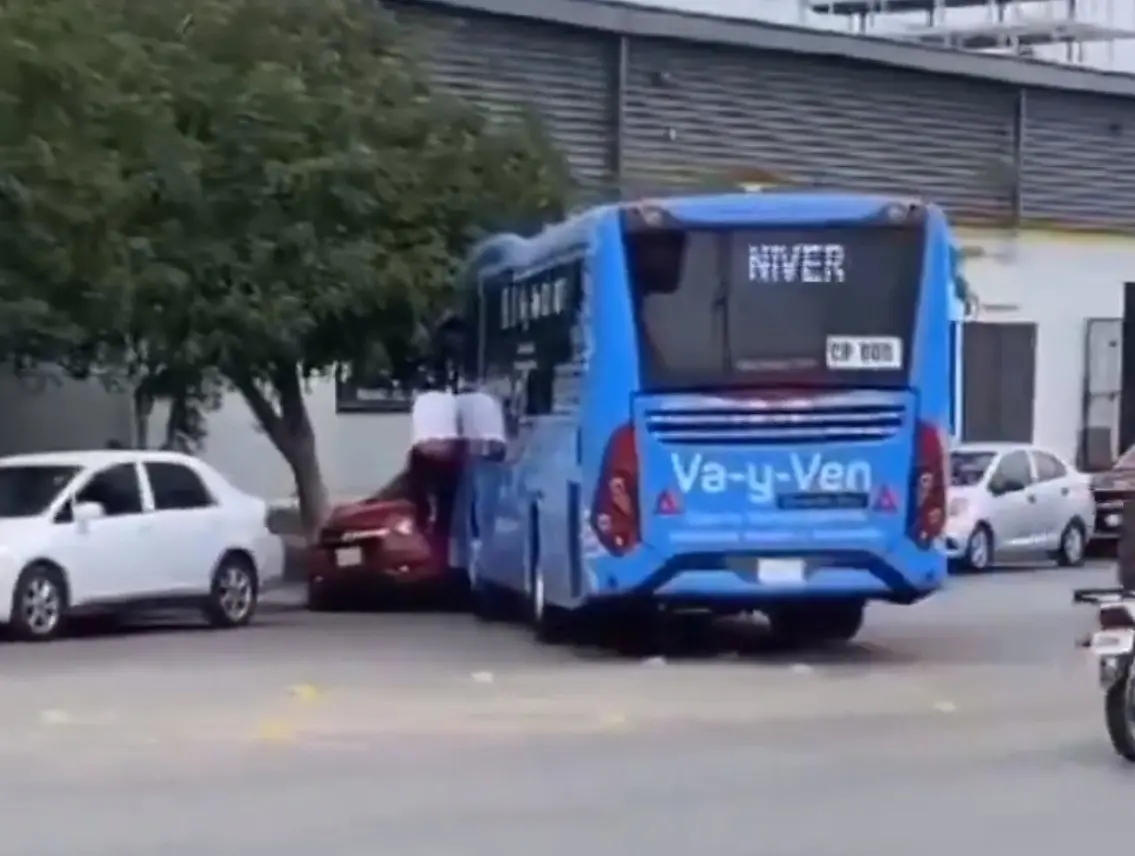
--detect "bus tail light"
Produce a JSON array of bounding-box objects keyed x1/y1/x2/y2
[
  {"x1": 908, "y1": 420, "x2": 946, "y2": 549},
  {"x1": 590, "y1": 422, "x2": 641, "y2": 556}
]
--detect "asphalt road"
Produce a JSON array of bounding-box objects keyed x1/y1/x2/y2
[{"x1": 0, "y1": 563, "x2": 1129, "y2": 856}]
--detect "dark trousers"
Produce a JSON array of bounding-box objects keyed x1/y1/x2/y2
[{"x1": 408, "y1": 441, "x2": 462, "y2": 535}]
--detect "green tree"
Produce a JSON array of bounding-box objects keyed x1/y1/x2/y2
[{"x1": 0, "y1": 0, "x2": 569, "y2": 537}]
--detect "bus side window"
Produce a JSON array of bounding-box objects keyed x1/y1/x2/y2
[
  {"x1": 524, "y1": 259, "x2": 584, "y2": 416},
  {"x1": 482, "y1": 272, "x2": 513, "y2": 383}
]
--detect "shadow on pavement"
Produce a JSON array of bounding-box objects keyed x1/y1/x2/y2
[{"x1": 559, "y1": 613, "x2": 917, "y2": 667}]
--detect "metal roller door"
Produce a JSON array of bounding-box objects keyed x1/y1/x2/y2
[
  {"x1": 1020, "y1": 89, "x2": 1135, "y2": 231},
  {"x1": 621, "y1": 37, "x2": 1017, "y2": 221},
  {"x1": 962, "y1": 321, "x2": 1036, "y2": 443},
  {"x1": 385, "y1": 2, "x2": 615, "y2": 198}
]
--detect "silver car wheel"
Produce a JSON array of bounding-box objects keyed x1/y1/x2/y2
[
  {"x1": 19, "y1": 577, "x2": 62, "y2": 636},
  {"x1": 1062, "y1": 524, "x2": 1084, "y2": 564},
  {"x1": 968, "y1": 527, "x2": 990, "y2": 570},
  {"x1": 218, "y1": 565, "x2": 254, "y2": 622}
]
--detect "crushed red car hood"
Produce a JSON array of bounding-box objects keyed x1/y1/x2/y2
[
  {"x1": 315, "y1": 467, "x2": 450, "y2": 574},
  {"x1": 324, "y1": 497, "x2": 416, "y2": 532}
]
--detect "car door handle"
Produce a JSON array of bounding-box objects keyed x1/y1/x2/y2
[
  {"x1": 1061, "y1": 487, "x2": 1070, "y2": 496},
  {"x1": 1027, "y1": 494, "x2": 1037, "y2": 503}
]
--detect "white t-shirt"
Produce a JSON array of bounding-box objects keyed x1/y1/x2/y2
[
  {"x1": 458, "y1": 390, "x2": 505, "y2": 444},
  {"x1": 411, "y1": 390, "x2": 459, "y2": 444}
]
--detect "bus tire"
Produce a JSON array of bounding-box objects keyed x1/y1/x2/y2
[
  {"x1": 768, "y1": 600, "x2": 865, "y2": 648},
  {"x1": 524, "y1": 501, "x2": 565, "y2": 642},
  {"x1": 528, "y1": 565, "x2": 573, "y2": 644}
]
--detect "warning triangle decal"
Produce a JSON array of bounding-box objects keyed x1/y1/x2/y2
[
  {"x1": 655, "y1": 490, "x2": 681, "y2": 515},
  {"x1": 874, "y1": 486, "x2": 898, "y2": 513}
]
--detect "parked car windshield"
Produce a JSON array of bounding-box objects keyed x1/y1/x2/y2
[
  {"x1": 0, "y1": 465, "x2": 80, "y2": 518},
  {"x1": 951, "y1": 451, "x2": 996, "y2": 487}
]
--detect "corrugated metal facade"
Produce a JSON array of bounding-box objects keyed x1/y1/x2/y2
[
  {"x1": 386, "y1": 1, "x2": 616, "y2": 197},
  {"x1": 1019, "y1": 89, "x2": 1135, "y2": 229},
  {"x1": 390, "y1": 1, "x2": 1135, "y2": 232},
  {"x1": 621, "y1": 39, "x2": 1017, "y2": 222}
]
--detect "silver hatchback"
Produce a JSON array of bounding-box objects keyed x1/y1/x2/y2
[{"x1": 945, "y1": 442, "x2": 1095, "y2": 571}]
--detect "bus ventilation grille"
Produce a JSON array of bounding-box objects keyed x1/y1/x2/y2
[{"x1": 643, "y1": 402, "x2": 905, "y2": 446}]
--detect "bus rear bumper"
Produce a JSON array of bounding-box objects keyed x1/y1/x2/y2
[{"x1": 593, "y1": 548, "x2": 944, "y2": 608}]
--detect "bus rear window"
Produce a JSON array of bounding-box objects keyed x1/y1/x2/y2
[{"x1": 626, "y1": 224, "x2": 924, "y2": 390}]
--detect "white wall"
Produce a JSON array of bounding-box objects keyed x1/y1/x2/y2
[
  {"x1": 149, "y1": 379, "x2": 410, "y2": 504},
  {"x1": 958, "y1": 228, "x2": 1134, "y2": 461}
]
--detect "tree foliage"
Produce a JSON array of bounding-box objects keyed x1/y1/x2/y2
[{"x1": 0, "y1": 0, "x2": 570, "y2": 535}]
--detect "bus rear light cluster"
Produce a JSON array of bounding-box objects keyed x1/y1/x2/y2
[
  {"x1": 908, "y1": 420, "x2": 947, "y2": 549},
  {"x1": 590, "y1": 423, "x2": 641, "y2": 556}
]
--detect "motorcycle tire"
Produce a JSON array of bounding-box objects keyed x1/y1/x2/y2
[{"x1": 1103, "y1": 656, "x2": 1135, "y2": 762}]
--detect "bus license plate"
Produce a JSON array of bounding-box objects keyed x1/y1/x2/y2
[
  {"x1": 336, "y1": 547, "x2": 363, "y2": 568},
  {"x1": 758, "y1": 559, "x2": 804, "y2": 585},
  {"x1": 1091, "y1": 629, "x2": 1135, "y2": 656}
]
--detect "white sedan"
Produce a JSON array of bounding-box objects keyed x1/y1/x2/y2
[
  {"x1": 0, "y1": 449, "x2": 284, "y2": 641},
  {"x1": 945, "y1": 442, "x2": 1095, "y2": 571}
]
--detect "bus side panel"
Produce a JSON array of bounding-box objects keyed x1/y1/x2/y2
[
  {"x1": 575, "y1": 213, "x2": 648, "y2": 603},
  {"x1": 532, "y1": 257, "x2": 591, "y2": 610},
  {"x1": 911, "y1": 211, "x2": 953, "y2": 589},
  {"x1": 473, "y1": 363, "x2": 527, "y2": 596}
]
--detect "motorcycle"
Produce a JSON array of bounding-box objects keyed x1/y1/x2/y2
[{"x1": 1074, "y1": 587, "x2": 1135, "y2": 761}]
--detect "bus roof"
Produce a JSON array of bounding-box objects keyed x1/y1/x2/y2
[{"x1": 466, "y1": 191, "x2": 948, "y2": 280}]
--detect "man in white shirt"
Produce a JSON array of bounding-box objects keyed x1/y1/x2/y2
[
  {"x1": 458, "y1": 388, "x2": 506, "y2": 462},
  {"x1": 408, "y1": 386, "x2": 462, "y2": 536}
]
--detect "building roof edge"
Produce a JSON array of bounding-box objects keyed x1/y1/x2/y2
[{"x1": 400, "y1": 0, "x2": 1135, "y2": 98}]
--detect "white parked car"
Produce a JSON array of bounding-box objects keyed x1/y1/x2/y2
[
  {"x1": 0, "y1": 449, "x2": 284, "y2": 641},
  {"x1": 945, "y1": 442, "x2": 1096, "y2": 571}
]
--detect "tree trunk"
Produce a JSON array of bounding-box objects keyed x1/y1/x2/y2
[
  {"x1": 166, "y1": 393, "x2": 188, "y2": 450},
  {"x1": 132, "y1": 384, "x2": 154, "y2": 449},
  {"x1": 285, "y1": 425, "x2": 328, "y2": 542},
  {"x1": 232, "y1": 367, "x2": 329, "y2": 543}
]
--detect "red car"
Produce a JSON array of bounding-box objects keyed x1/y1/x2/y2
[{"x1": 306, "y1": 471, "x2": 457, "y2": 610}]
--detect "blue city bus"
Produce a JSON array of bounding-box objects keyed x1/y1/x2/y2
[{"x1": 454, "y1": 192, "x2": 954, "y2": 645}]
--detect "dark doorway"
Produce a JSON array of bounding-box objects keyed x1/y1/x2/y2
[
  {"x1": 962, "y1": 321, "x2": 1037, "y2": 443},
  {"x1": 1082, "y1": 317, "x2": 1122, "y2": 469},
  {"x1": 1118, "y1": 283, "x2": 1135, "y2": 456}
]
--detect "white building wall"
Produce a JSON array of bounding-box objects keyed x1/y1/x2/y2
[
  {"x1": 149, "y1": 380, "x2": 410, "y2": 504},
  {"x1": 959, "y1": 228, "x2": 1134, "y2": 461}
]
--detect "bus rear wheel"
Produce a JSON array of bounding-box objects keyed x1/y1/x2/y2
[
  {"x1": 767, "y1": 600, "x2": 866, "y2": 648},
  {"x1": 528, "y1": 568, "x2": 573, "y2": 644}
]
